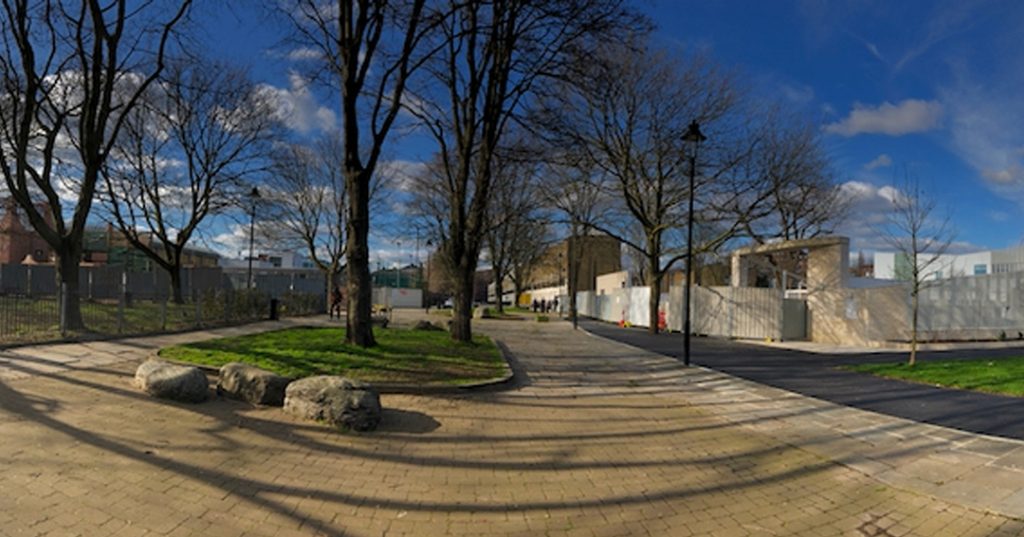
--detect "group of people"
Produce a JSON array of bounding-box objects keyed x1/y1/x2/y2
[{"x1": 531, "y1": 297, "x2": 558, "y2": 313}]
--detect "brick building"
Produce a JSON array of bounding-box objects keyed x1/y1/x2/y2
[
  {"x1": 528, "y1": 235, "x2": 622, "y2": 292},
  {"x1": 0, "y1": 198, "x2": 53, "y2": 264}
]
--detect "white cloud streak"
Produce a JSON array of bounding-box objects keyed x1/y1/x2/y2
[
  {"x1": 864, "y1": 153, "x2": 893, "y2": 171},
  {"x1": 825, "y1": 99, "x2": 943, "y2": 136},
  {"x1": 254, "y1": 72, "x2": 336, "y2": 134}
]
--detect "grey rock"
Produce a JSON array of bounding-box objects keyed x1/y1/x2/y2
[
  {"x1": 283, "y1": 376, "x2": 382, "y2": 431},
  {"x1": 217, "y1": 362, "x2": 292, "y2": 406},
  {"x1": 135, "y1": 359, "x2": 209, "y2": 403},
  {"x1": 413, "y1": 320, "x2": 443, "y2": 331}
]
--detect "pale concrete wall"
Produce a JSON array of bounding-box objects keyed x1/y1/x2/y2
[
  {"x1": 808, "y1": 284, "x2": 909, "y2": 346},
  {"x1": 874, "y1": 250, "x2": 992, "y2": 280},
  {"x1": 596, "y1": 270, "x2": 629, "y2": 295},
  {"x1": 917, "y1": 273, "x2": 1024, "y2": 340},
  {"x1": 874, "y1": 252, "x2": 896, "y2": 280},
  {"x1": 806, "y1": 239, "x2": 848, "y2": 292}
]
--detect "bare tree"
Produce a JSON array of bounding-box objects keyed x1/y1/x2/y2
[
  {"x1": 264, "y1": 135, "x2": 390, "y2": 305},
  {"x1": 102, "y1": 59, "x2": 273, "y2": 303},
  {"x1": 540, "y1": 159, "x2": 608, "y2": 329},
  {"x1": 741, "y1": 116, "x2": 847, "y2": 287},
  {"x1": 541, "y1": 44, "x2": 768, "y2": 334},
  {"x1": 281, "y1": 0, "x2": 437, "y2": 347},
  {"x1": 881, "y1": 174, "x2": 955, "y2": 366},
  {"x1": 507, "y1": 222, "x2": 549, "y2": 305},
  {"x1": 0, "y1": 0, "x2": 192, "y2": 329},
  {"x1": 406, "y1": 0, "x2": 643, "y2": 342},
  {"x1": 485, "y1": 146, "x2": 544, "y2": 313},
  {"x1": 264, "y1": 136, "x2": 347, "y2": 304}
]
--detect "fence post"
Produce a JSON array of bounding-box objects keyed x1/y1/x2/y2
[
  {"x1": 59, "y1": 282, "x2": 67, "y2": 337},
  {"x1": 117, "y1": 270, "x2": 126, "y2": 334},
  {"x1": 25, "y1": 265, "x2": 31, "y2": 297},
  {"x1": 194, "y1": 289, "x2": 202, "y2": 328},
  {"x1": 224, "y1": 288, "x2": 231, "y2": 325},
  {"x1": 161, "y1": 297, "x2": 168, "y2": 332},
  {"x1": 87, "y1": 270, "x2": 93, "y2": 300}
]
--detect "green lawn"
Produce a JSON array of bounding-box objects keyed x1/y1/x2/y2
[
  {"x1": 845, "y1": 358, "x2": 1024, "y2": 397},
  {"x1": 159, "y1": 326, "x2": 506, "y2": 386}
]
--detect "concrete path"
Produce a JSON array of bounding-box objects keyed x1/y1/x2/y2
[
  {"x1": 0, "y1": 315, "x2": 1020, "y2": 535},
  {"x1": 580, "y1": 319, "x2": 1024, "y2": 441}
]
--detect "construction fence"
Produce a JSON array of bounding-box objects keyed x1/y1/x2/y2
[
  {"x1": 574, "y1": 271, "x2": 1024, "y2": 346},
  {"x1": 576, "y1": 285, "x2": 792, "y2": 341}
]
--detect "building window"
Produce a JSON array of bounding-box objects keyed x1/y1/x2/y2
[
  {"x1": 974, "y1": 264, "x2": 987, "y2": 275},
  {"x1": 932, "y1": 271, "x2": 942, "y2": 279}
]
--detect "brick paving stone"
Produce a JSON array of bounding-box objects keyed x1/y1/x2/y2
[{"x1": 0, "y1": 313, "x2": 1020, "y2": 535}]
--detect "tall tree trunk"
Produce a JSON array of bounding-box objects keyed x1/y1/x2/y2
[
  {"x1": 647, "y1": 259, "x2": 662, "y2": 335},
  {"x1": 346, "y1": 172, "x2": 376, "y2": 347},
  {"x1": 169, "y1": 264, "x2": 185, "y2": 305},
  {"x1": 568, "y1": 230, "x2": 578, "y2": 329},
  {"x1": 513, "y1": 279, "x2": 523, "y2": 310},
  {"x1": 494, "y1": 275, "x2": 505, "y2": 314},
  {"x1": 56, "y1": 244, "x2": 84, "y2": 331},
  {"x1": 910, "y1": 287, "x2": 919, "y2": 366},
  {"x1": 450, "y1": 264, "x2": 474, "y2": 342}
]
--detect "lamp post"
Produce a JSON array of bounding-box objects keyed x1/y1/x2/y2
[
  {"x1": 246, "y1": 186, "x2": 260, "y2": 290},
  {"x1": 682, "y1": 120, "x2": 706, "y2": 367},
  {"x1": 395, "y1": 240, "x2": 401, "y2": 288},
  {"x1": 424, "y1": 239, "x2": 433, "y2": 309}
]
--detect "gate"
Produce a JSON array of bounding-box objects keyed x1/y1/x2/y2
[{"x1": 782, "y1": 298, "x2": 807, "y2": 340}]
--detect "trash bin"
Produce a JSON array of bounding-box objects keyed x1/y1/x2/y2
[{"x1": 269, "y1": 298, "x2": 279, "y2": 321}]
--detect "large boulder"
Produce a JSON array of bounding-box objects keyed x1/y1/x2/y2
[
  {"x1": 217, "y1": 363, "x2": 292, "y2": 406},
  {"x1": 135, "y1": 359, "x2": 209, "y2": 403},
  {"x1": 283, "y1": 376, "x2": 382, "y2": 431},
  {"x1": 413, "y1": 320, "x2": 444, "y2": 331}
]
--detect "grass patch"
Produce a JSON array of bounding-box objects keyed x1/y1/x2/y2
[
  {"x1": 845, "y1": 358, "x2": 1024, "y2": 397},
  {"x1": 159, "y1": 326, "x2": 506, "y2": 386}
]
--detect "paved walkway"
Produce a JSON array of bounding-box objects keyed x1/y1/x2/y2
[
  {"x1": 581, "y1": 319, "x2": 1024, "y2": 441},
  {"x1": 0, "y1": 315, "x2": 1021, "y2": 535}
]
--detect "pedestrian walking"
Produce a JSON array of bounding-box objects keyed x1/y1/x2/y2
[{"x1": 329, "y1": 286, "x2": 343, "y2": 319}]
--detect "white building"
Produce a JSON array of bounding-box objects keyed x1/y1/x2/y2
[{"x1": 874, "y1": 245, "x2": 1024, "y2": 281}]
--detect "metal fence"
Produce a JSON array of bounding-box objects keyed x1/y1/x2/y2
[{"x1": 0, "y1": 286, "x2": 325, "y2": 345}]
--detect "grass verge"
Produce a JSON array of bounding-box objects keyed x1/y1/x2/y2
[
  {"x1": 159, "y1": 326, "x2": 507, "y2": 386},
  {"x1": 844, "y1": 358, "x2": 1024, "y2": 397}
]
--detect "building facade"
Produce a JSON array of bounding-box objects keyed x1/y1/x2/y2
[
  {"x1": 528, "y1": 235, "x2": 622, "y2": 292},
  {"x1": 873, "y1": 246, "x2": 1024, "y2": 281},
  {"x1": 0, "y1": 199, "x2": 53, "y2": 264}
]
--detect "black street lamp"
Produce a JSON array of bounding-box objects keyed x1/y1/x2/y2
[
  {"x1": 247, "y1": 186, "x2": 260, "y2": 290},
  {"x1": 682, "y1": 120, "x2": 706, "y2": 367}
]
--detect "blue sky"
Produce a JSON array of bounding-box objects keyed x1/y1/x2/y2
[
  {"x1": 646, "y1": 0, "x2": 1024, "y2": 254},
  {"x1": 194, "y1": 1, "x2": 1024, "y2": 262}
]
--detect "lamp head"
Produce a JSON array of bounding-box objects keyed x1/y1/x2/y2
[{"x1": 682, "y1": 120, "x2": 707, "y2": 145}]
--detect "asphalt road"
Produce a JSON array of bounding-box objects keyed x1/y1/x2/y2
[{"x1": 579, "y1": 318, "x2": 1024, "y2": 441}]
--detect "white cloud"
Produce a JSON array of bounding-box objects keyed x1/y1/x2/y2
[
  {"x1": 254, "y1": 72, "x2": 336, "y2": 134},
  {"x1": 864, "y1": 153, "x2": 893, "y2": 171},
  {"x1": 208, "y1": 223, "x2": 255, "y2": 259},
  {"x1": 838, "y1": 180, "x2": 976, "y2": 255},
  {"x1": 824, "y1": 99, "x2": 943, "y2": 137},
  {"x1": 377, "y1": 159, "x2": 428, "y2": 193},
  {"x1": 778, "y1": 82, "x2": 814, "y2": 105},
  {"x1": 835, "y1": 180, "x2": 898, "y2": 251},
  {"x1": 287, "y1": 47, "x2": 322, "y2": 61},
  {"x1": 939, "y1": 74, "x2": 1024, "y2": 203}
]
